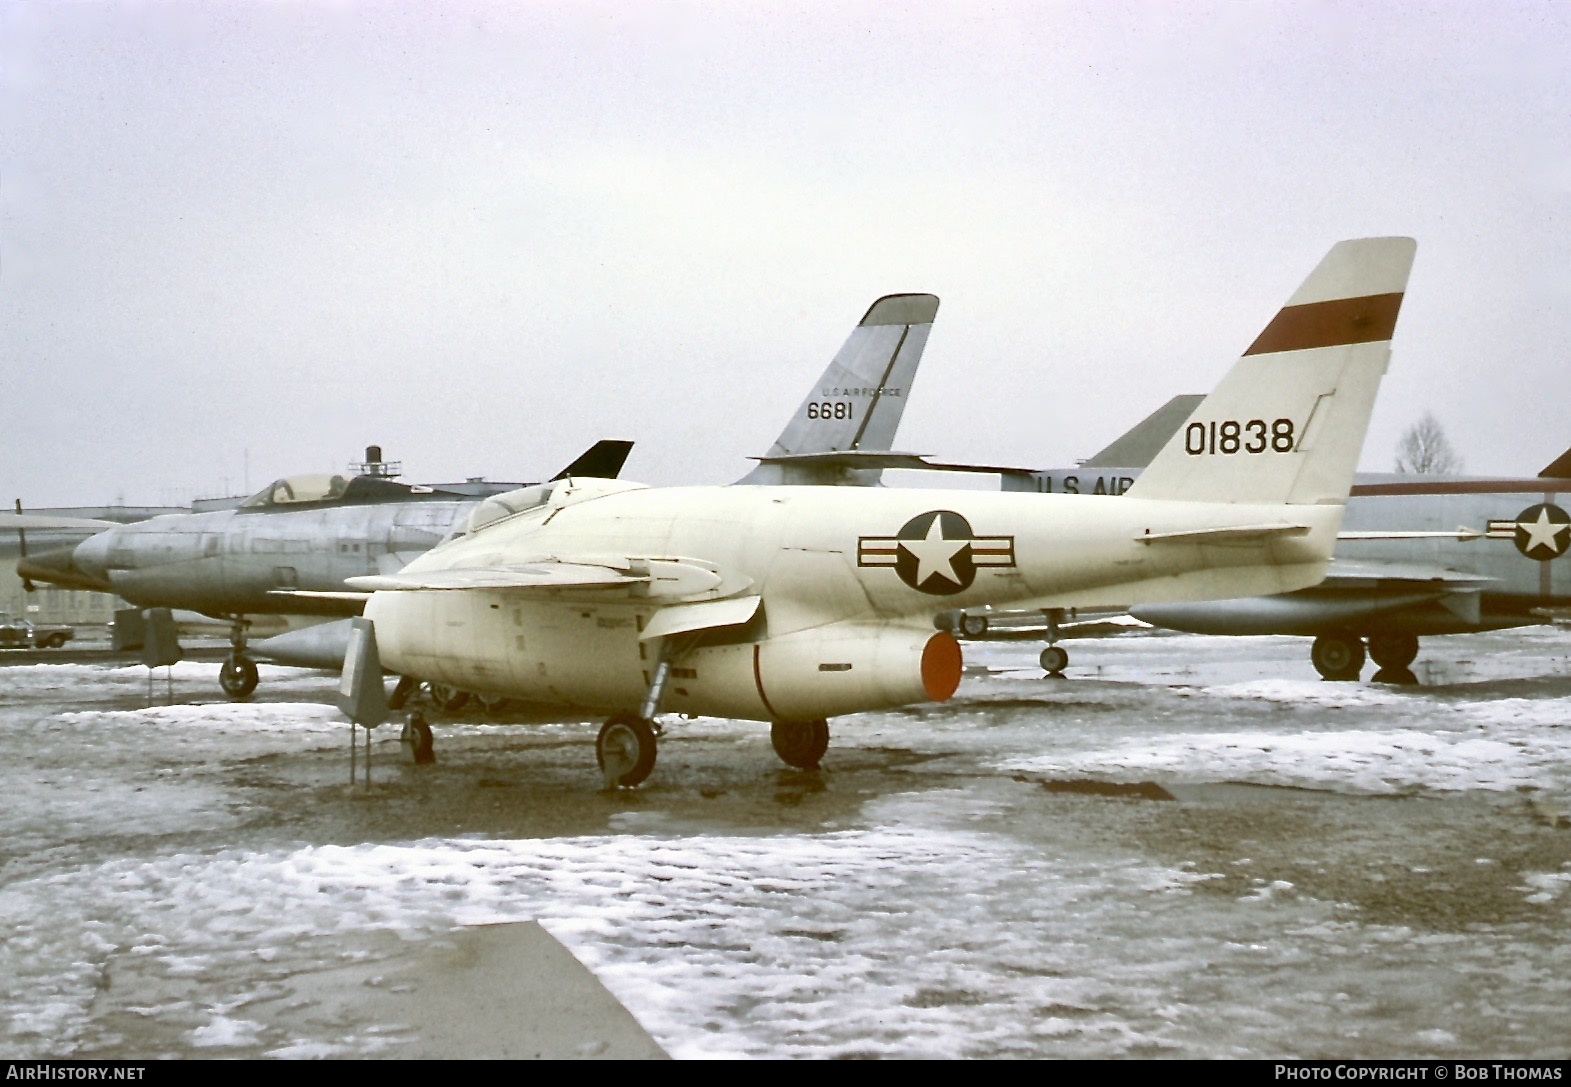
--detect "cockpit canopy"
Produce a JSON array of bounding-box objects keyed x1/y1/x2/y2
[
  {"x1": 447, "y1": 483, "x2": 558, "y2": 541},
  {"x1": 239, "y1": 473, "x2": 351, "y2": 510},
  {"x1": 237, "y1": 472, "x2": 468, "y2": 512},
  {"x1": 442, "y1": 477, "x2": 648, "y2": 543}
]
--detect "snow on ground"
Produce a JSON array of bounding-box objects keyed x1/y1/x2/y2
[
  {"x1": 0, "y1": 661, "x2": 331, "y2": 696},
  {"x1": 999, "y1": 669, "x2": 1571, "y2": 794}
]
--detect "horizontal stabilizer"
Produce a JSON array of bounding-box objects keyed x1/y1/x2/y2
[
  {"x1": 1338, "y1": 527, "x2": 1483, "y2": 541},
  {"x1": 1135, "y1": 523, "x2": 1311, "y2": 545},
  {"x1": 750, "y1": 449, "x2": 1040, "y2": 476}
]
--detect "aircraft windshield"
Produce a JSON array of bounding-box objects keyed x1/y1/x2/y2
[
  {"x1": 448, "y1": 483, "x2": 558, "y2": 541},
  {"x1": 239, "y1": 473, "x2": 352, "y2": 510}
]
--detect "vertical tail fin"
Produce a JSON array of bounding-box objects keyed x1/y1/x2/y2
[
  {"x1": 738, "y1": 293, "x2": 939, "y2": 485},
  {"x1": 550, "y1": 439, "x2": 635, "y2": 481},
  {"x1": 1127, "y1": 237, "x2": 1416, "y2": 506},
  {"x1": 1082, "y1": 394, "x2": 1205, "y2": 468}
]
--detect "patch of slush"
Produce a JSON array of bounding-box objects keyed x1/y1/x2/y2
[
  {"x1": 51, "y1": 703, "x2": 344, "y2": 735},
  {"x1": 1002, "y1": 721, "x2": 1571, "y2": 794},
  {"x1": 1, "y1": 662, "x2": 331, "y2": 696}
]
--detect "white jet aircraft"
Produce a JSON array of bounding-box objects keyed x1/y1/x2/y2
[{"x1": 350, "y1": 237, "x2": 1417, "y2": 785}]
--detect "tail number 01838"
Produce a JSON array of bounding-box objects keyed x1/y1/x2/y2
[
  {"x1": 1185, "y1": 419, "x2": 1295, "y2": 456},
  {"x1": 807, "y1": 402, "x2": 855, "y2": 420}
]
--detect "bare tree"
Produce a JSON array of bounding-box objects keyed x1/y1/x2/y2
[{"x1": 1394, "y1": 412, "x2": 1463, "y2": 474}]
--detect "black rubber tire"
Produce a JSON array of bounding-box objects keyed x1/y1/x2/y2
[
  {"x1": 219, "y1": 656, "x2": 260, "y2": 699},
  {"x1": 1367, "y1": 633, "x2": 1419, "y2": 670},
  {"x1": 410, "y1": 714, "x2": 436, "y2": 764},
  {"x1": 596, "y1": 714, "x2": 658, "y2": 787},
  {"x1": 1311, "y1": 634, "x2": 1366, "y2": 681},
  {"x1": 43, "y1": 633, "x2": 68, "y2": 649},
  {"x1": 770, "y1": 719, "x2": 830, "y2": 769},
  {"x1": 1039, "y1": 645, "x2": 1069, "y2": 674},
  {"x1": 959, "y1": 613, "x2": 989, "y2": 638}
]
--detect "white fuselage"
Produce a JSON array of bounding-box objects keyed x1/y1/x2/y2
[{"x1": 365, "y1": 481, "x2": 1343, "y2": 721}]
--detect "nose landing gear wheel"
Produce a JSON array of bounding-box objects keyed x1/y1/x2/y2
[
  {"x1": 407, "y1": 713, "x2": 435, "y2": 764},
  {"x1": 1310, "y1": 633, "x2": 1366, "y2": 681},
  {"x1": 597, "y1": 714, "x2": 658, "y2": 787},
  {"x1": 219, "y1": 656, "x2": 259, "y2": 699},
  {"x1": 770, "y1": 719, "x2": 830, "y2": 769}
]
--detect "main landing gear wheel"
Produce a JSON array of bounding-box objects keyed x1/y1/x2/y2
[
  {"x1": 1039, "y1": 645, "x2": 1069, "y2": 675},
  {"x1": 1367, "y1": 633, "x2": 1419, "y2": 670},
  {"x1": 771, "y1": 719, "x2": 830, "y2": 769},
  {"x1": 219, "y1": 655, "x2": 259, "y2": 699},
  {"x1": 959, "y1": 613, "x2": 989, "y2": 638},
  {"x1": 1311, "y1": 633, "x2": 1366, "y2": 681},
  {"x1": 597, "y1": 714, "x2": 658, "y2": 788}
]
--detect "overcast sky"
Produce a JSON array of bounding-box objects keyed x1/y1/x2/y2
[{"x1": 3, "y1": 2, "x2": 1568, "y2": 508}]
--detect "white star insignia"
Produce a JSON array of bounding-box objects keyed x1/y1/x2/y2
[
  {"x1": 900, "y1": 517, "x2": 968, "y2": 587},
  {"x1": 1519, "y1": 508, "x2": 1569, "y2": 555}
]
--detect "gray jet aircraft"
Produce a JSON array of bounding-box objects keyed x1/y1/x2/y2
[
  {"x1": 17, "y1": 441, "x2": 633, "y2": 697},
  {"x1": 1133, "y1": 454, "x2": 1571, "y2": 681}
]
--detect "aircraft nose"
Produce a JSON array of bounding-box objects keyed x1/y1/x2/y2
[
  {"x1": 16, "y1": 545, "x2": 114, "y2": 593},
  {"x1": 71, "y1": 531, "x2": 115, "y2": 581}
]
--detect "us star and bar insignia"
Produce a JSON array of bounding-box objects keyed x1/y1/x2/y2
[{"x1": 858, "y1": 510, "x2": 1016, "y2": 595}]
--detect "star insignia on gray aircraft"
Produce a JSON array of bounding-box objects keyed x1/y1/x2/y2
[
  {"x1": 1505, "y1": 503, "x2": 1571, "y2": 561},
  {"x1": 858, "y1": 511, "x2": 1016, "y2": 595}
]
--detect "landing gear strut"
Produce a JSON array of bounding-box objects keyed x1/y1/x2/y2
[
  {"x1": 219, "y1": 617, "x2": 259, "y2": 699},
  {"x1": 1039, "y1": 608, "x2": 1068, "y2": 675},
  {"x1": 596, "y1": 640, "x2": 674, "y2": 788}
]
